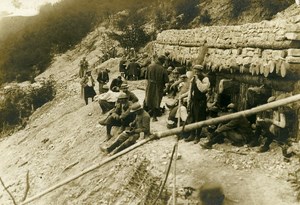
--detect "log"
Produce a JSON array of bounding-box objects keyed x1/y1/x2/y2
[
  {"x1": 220, "y1": 73, "x2": 296, "y2": 92},
  {"x1": 280, "y1": 61, "x2": 289, "y2": 77},
  {"x1": 263, "y1": 63, "x2": 270, "y2": 77},
  {"x1": 269, "y1": 61, "x2": 275, "y2": 73},
  {"x1": 275, "y1": 60, "x2": 282, "y2": 74},
  {"x1": 153, "y1": 94, "x2": 300, "y2": 138}
]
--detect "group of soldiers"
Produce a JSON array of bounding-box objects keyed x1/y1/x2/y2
[{"x1": 78, "y1": 51, "x2": 295, "y2": 159}]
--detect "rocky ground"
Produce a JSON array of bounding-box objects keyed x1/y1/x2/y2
[{"x1": 1, "y1": 28, "x2": 300, "y2": 205}]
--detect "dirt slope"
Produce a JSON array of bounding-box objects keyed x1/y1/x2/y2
[{"x1": 1, "y1": 26, "x2": 300, "y2": 205}]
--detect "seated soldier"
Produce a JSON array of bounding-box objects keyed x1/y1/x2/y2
[
  {"x1": 167, "y1": 97, "x2": 188, "y2": 129},
  {"x1": 201, "y1": 103, "x2": 255, "y2": 149},
  {"x1": 206, "y1": 88, "x2": 220, "y2": 118},
  {"x1": 94, "y1": 85, "x2": 119, "y2": 114},
  {"x1": 105, "y1": 93, "x2": 135, "y2": 140},
  {"x1": 97, "y1": 68, "x2": 110, "y2": 94},
  {"x1": 256, "y1": 96, "x2": 294, "y2": 158},
  {"x1": 101, "y1": 102, "x2": 150, "y2": 155},
  {"x1": 110, "y1": 76, "x2": 123, "y2": 91},
  {"x1": 166, "y1": 74, "x2": 190, "y2": 110},
  {"x1": 164, "y1": 68, "x2": 180, "y2": 97},
  {"x1": 120, "y1": 83, "x2": 138, "y2": 103}
]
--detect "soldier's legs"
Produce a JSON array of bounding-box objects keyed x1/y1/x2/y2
[
  {"x1": 112, "y1": 134, "x2": 138, "y2": 154},
  {"x1": 106, "y1": 133, "x2": 128, "y2": 153}
]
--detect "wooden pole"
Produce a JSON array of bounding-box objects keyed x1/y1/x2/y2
[
  {"x1": 172, "y1": 142, "x2": 178, "y2": 205},
  {"x1": 20, "y1": 137, "x2": 154, "y2": 205},
  {"x1": 0, "y1": 177, "x2": 17, "y2": 205},
  {"x1": 154, "y1": 94, "x2": 300, "y2": 138},
  {"x1": 152, "y1": 143, "x2": 177, "y2": 205}
]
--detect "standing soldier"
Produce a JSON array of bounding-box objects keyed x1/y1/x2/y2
[
  {"x1": 144, "y1": 55, "x2": 169, "y2": 122},
  {"x1": 80, "y1": 70, "x2": 96, "y2": 105},
  {"x1": 79, "y1": 57, "x2": 89, "y2": 78},
  {"x1": 185, "y1": 65, "x2": 210, "y2": 144}
]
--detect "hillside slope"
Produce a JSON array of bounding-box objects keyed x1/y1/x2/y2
[{"x1": 1, "y1": 3, "x2": 300, "y2": 205}]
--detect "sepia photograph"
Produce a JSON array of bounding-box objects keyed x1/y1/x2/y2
[{"x1": 0, "y1": 0, "x2": 300, "y2": 204}]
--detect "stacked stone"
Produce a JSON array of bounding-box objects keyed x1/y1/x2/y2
[{"x1": 155, "y1": 18, "x2": 300, "y2": 79}]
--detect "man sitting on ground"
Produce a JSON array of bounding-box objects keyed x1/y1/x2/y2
[
  {"x1": 120, "y1": 83, "x2": 139, "y2": 103},
  {"x1": 101, "y1": 102, "x2": 150, "y2": 155},
  {"x1": 104, "y1": 93, "x2": 135, "y2": 140},
  {"x1": 94, "y1": 85, "x2": 119, "y2": 114},
  {"x1": 256, "y1": 96, "x2": 294, "y2": 158},
  {"x1": 201, "y1": 103, "x2": 255, "y2": 149}
]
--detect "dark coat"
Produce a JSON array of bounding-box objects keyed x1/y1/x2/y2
[
  {"x1": 97, "y1": 70, "x2": 109, "y2": 84},
  {"x1": 145, "y1": 62, "x2": 169, "y2": 109}
]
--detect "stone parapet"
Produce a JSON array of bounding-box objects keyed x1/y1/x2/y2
[{"x1": 154, "y1": 19, "x2": 300, "y2": 80}]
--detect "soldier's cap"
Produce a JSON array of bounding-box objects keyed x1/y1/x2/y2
[
  {"x1": 172, "y1": 68, "x2": 179, "y2": 74},
  {"x1": 120, "y1": 83, "x2": 129, "y2": 89},
  {"x1": 167, "y1": 66, "x2": 174, "y2": 72},
  {"x1": 130, "y1": 103, "x2": 143, "y2": 112},
  {"x1": 227, "y1": 103, "x2": 236, "y2": 110},
  {"x1": 118, "y1": 93, "x2": 128, "y2": 99},
  {"x1": 193, "y1": 64, "x2": 204, "y2": 70},
  {"x1": 267, "y1": 96, "x2": 276, "y2": 103}
]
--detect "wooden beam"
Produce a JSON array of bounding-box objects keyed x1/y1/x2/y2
[{"x1": 154, "y1": 94, "x2": 300, "y2": 138}]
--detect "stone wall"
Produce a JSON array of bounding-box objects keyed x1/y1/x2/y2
[
  {"x1": 154, "y1": 17, "x2": 300, "y2": 138},
  {"x1": 154, "y1": 17, "x2": 300, "y2": 82}
]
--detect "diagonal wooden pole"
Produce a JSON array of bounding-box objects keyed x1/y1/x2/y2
[
  {"x1": 20, "y1": 137, "x2": 154, "y2": 205},
  {"x1": 154, "y1": 94, "x2": 300, "y2": 138},
  {"x1": 0, "y1": 177, "x2": 17, "y2": 205},
  {"x1": 152, "y1": 143, "x2": 177, "y2": 205}
]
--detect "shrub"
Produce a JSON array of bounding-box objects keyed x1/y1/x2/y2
[
  {"x1": 231, "y1": 0, "x2": 250, "y2": 18},
  {"x1": 0, "y1": 77, "x2": 56, "y2": 135},
  {"x1": 110, "y1": 10, "x2": 152, "y2": 50},
  {"x1": 200, "y1": 10, "x2": 212, "y2": 25},
  {"x1": 173, "y1": 0, "x2": 199, "y2": 28},
  {"x1": 259, "y1": 0, "x2": 294, "y2": 18}
]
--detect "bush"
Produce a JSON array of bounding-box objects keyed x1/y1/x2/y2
[
  {"x1": 200, "y1": 10, "x2": 212, "y2": 25},
  {"x1": 109, "y1": 10, "x2": 152, "y2": 50},
  {"x1": 0, "y1": 77, "x2": 56, "y2": 135},
  {"x1": 231, "y1": 0, "x2": 250, "y2": 18},
  {"x1": 173, "y1": 0, "x2": 199, "y2": 28},
  {"x1": 259, "y1": 0, "x2": 294, "y2": 18}
]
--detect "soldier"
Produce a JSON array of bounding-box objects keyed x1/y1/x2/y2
[
  {"x1": 95, "y1": 85, "x2": 119, "y2": 114},
  {"x1": 80, "y1": 70, "x2": 96, "y2": 105},
  {"x1": 256, "y1": 96, "x2": 294, "y2": 158},
  {"x1": 201, "y1": 103, "x2": 255, "y2": 149},
  {"x1": 185, "y1": 65, "x2": 210, "y2": 144},
  {"x1": 79, "y1": 57, "x2": 89, "y2": 78},
  {"x1": 104, "y1": 93, "x2": 135, "y2": 140},
  {"x1": 101, "y1": 102, "x2": 150, "y2": 155},
  {"x1": 97, "y1": 68, "x2": 110, "y2": 94},
  {"x1": 144, "y1": 55, "x2": 169, "y2": 121},
  {"x1": 120, "y1": 83, "x2": 138, "y2": 103}
]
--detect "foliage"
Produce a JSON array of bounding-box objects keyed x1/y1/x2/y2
[
  {"x1": 200, "y1": 10, "x2": 212, "y2": 25},
  {"x1": 0, "y1": 0, "x2": 154, "y2": 84},
  {"x1": 258, "y1": 0, "x2": 294, "y2": 18},
  {"x1": 0, "y1": 77, "x2": 56, "y2": 134},
  {"x1": 110, "y1": 10, "x2": 152, "y2": 50},
  {"x1": 173, "y1": 0, "x2": 199, "y2": 28},
  {"x1": 230, "y1": 0, "x2": 250, "y2": 18}
]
